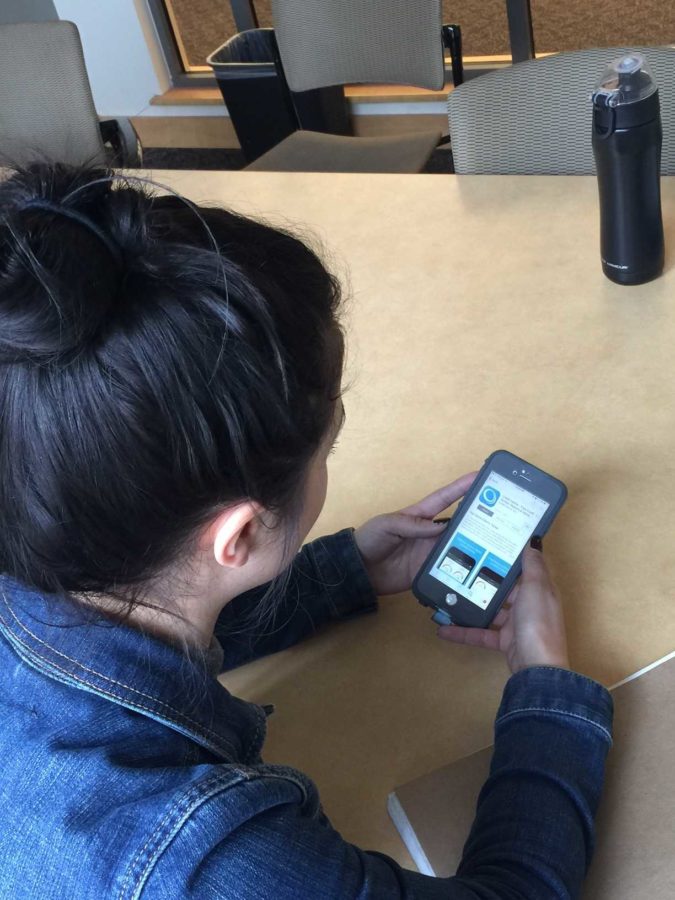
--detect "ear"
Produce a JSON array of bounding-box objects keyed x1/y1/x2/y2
[{"x1": 201, "y1": 502, "x2": 264, "y2": 569}]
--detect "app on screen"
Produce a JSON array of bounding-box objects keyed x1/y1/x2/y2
[{"x1": 429, "y1": 472, "x2": 549, "y2": 610}]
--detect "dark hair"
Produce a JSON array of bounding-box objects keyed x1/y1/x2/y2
[{"x1": 0, "y1": 163, "x2": 343, "y2": 601}]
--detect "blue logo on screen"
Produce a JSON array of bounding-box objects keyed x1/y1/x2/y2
[{"x1": 479, "y1": 487, "x2": 500, "y2": 507}]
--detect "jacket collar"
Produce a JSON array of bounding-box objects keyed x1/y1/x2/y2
[{"x1": 0, "y1": 576, "x2": 266, "y2": 764}]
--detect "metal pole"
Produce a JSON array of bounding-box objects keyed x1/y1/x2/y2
[
  {"x1": 505, "y1": 0, "x2": 535, "y2": 63},
  {"x1": 231, "y1": 0, "x2": 258, "y2": 31},
  {"x1": 442, "y1": 24, "x2": 464, "y2": 86}
]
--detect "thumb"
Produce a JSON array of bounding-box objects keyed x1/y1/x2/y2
[
  {"x1": 385, "y1": 513, "x2": 446, "y2": 540},
  {"x1": 520, "y1": 544, "x2": 550, "y2": 583}
]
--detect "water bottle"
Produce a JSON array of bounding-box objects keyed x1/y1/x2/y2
[{"x1": 592, "y1": 53, "x2": 664, "y2": 285}]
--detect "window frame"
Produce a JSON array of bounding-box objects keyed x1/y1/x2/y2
[{"x1": 147, "y1": 0, "x2": 262, "y2": 86}]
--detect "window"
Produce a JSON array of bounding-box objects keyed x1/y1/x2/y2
[
  {"x1": 151, "y1": 1, "x2": 675, "y2": 82},
  {"x1": 160, "y1": 0, "x2": 272, "y2": 73}
]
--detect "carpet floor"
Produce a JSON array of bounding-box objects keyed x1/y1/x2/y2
[{"x1": 142, "y1": 146, "x2": 455, "y2": 174}]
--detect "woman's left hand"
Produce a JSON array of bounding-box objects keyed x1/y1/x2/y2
[{"x1": 353, "y1": 472, "x2": 476, "y2": 596}]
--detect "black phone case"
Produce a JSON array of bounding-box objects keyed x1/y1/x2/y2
[{"x1": 412, "y1": 450, "x2": 567, "y2": 629}]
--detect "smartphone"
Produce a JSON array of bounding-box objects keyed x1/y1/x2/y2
[{"x1": 413, "y1": 450, "x2": 567, "y2": 628}]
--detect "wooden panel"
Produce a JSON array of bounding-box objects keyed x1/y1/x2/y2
[{"x1": 150, "y1": 84, "x2": 456, "y2": 107}]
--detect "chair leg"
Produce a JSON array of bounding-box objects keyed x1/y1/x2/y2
[
  {"x1": 442, "y1": 24, "x2": 464, "y2": 87},
  {"x1": 269, "y1": 29, "x2": 302, "y2": 130}
]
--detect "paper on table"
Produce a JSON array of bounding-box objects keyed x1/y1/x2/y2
[{"x1": 388, "y1": 652, "x2": 675, "y2": 898}]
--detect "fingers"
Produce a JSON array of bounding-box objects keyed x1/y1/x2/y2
[
  {"x1": 402, "y1": 472, "x2": 478, "y2": 519},
  {"x1": 520, "y1": 545, "x2": 552, "y2": 585},
  {"x1": 505, "y1": 584, "x2": 519, "y2": 606},
  {"x1": 491, "y1": 608, "x2": 509, "y2": 628},
  {"x1": 508, "y1": 546, "x2": 568, "y2": 671},
  {"x1": 436, "y1": 623, "x2": 501, "y2": 651},
  {"x1": 379, "y1": 512, "x2": 447, "y2": 539}
]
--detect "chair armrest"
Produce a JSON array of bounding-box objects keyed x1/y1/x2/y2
[{"x1": 99, "y1": 118, "x2": 143, "y2": 167}]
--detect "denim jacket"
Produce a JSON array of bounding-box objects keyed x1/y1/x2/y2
[{"x1": 0, "y1": 528, "x2": 613, "y2": 899}]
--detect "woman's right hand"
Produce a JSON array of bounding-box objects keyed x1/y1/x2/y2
[{"x1": 436, "y1": 543, "x2": 570, "y2": 674}]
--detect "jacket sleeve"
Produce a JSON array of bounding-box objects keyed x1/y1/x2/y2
[
  {"x1": 453, "y1": 666, "x2": 613, "y2": 897},
  {"x1": 160, "y1": 667, "x2": 613, "y2": 899},
  {"x1": 215, "y1": 528, "x2": 378, "y2": 671}
]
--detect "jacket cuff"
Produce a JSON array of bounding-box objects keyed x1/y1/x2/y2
[
  {"x1": 496, "y1": 666, "x2": 614, "y2": 744},
  {"x1": 306, "y1": 528, "x2": 378, "y2": 620}
]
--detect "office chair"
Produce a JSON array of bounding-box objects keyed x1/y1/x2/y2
[
  {"x1": 248, "y1": 0, "x2": 462, "y2": 173},
  {"x1": 0, "y1": 21, "x2": 141, "y2": 169},
  {"x1": 447, "y1": 46, "x2": 675, "y2": 174}
]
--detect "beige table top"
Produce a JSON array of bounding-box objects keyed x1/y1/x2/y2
[{"x1": 149, "y1": 170, "x2": 675, "y2": 868}]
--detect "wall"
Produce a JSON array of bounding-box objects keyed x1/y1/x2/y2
[
  {"x1": 52, "y1": 0, "x2": 170, "y2": 116},
  {"x1": 0, "y1": 0, "x2": 57, "y2": 22}
]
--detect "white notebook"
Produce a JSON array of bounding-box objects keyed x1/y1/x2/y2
[{"x1": 388, "y1": 652, "x2": 675, "y2": 899}]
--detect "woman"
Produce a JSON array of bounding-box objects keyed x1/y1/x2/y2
[{"x1": 0, "y1": 164, "x2": 612, "y2": 899}]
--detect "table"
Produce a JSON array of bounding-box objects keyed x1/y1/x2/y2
[{"x1": 150, "y1": 170, "x2": 675, "y2": 868}]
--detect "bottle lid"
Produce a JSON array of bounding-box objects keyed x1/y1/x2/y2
[{"x1": 593, "y1": 52, "x2": 657, "y2": 107}]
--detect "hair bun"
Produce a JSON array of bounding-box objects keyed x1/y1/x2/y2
[{"x1": 0, "y1": 164, "x2": 123, "y2": 364}]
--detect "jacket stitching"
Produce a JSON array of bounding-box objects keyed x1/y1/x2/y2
[
  {"x1": 118, "y1": 777, "x2": 213, "y2": 900},
  {"x1": 0, "y1": 596, "x2": 227, "y2": 744},
  {"x1": 243, "y1": 718, "x2": 263, "y2": 763},
  {"x1": 0, "y1": 610, "x2": 234, "y2": 756},
  {"x1": 119, "y1": 775, "x2": 244, "y2": 900},
  {"x1": 5, "y1": 625, "x2": 232, "y2": 757},
  {"x1": 119, "y1": 770, "x2": 309, "y2": 900},
  {"x1": 496, "y1": 706, "x2": 613, "y2": 743},
  {"x1": 131, "y1": 773, "x2": 310, "y2": 900},
  {"x1": 516, "y1": 667, "x2": 610, "y2": 692},
  {"x1": 129, "y1": 784, "x2": 221, "y2": 900}
]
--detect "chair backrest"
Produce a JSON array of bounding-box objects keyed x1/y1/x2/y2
[
  {"x1": 271, "y1": 0, "x2": 445, "y2": 93},
  {"x1": 448, "y1": 46, "x2": 675, "y2": 174},
  {"x1": 0, "y1": 21, "x2": 106, "y2": 168}
]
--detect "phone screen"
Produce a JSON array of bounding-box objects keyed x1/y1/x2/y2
[
  {"x1": 437, "y1": 547, "x2": 475, "y2": 584},
  {"x1": 429, "y1": 471, "x2": 550, "y2": 610},
  {"x1": 469, "y1": 567, "x2": 503, "y2": 610}
]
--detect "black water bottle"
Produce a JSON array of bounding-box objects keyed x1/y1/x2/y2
[{"x1": 592, "y1": 53, "x2": 664, "y2": 285}]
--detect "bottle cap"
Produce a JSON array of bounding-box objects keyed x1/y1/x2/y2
[{"x1": 593, "y1": 52, "x2": 657, "y2": 107}]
